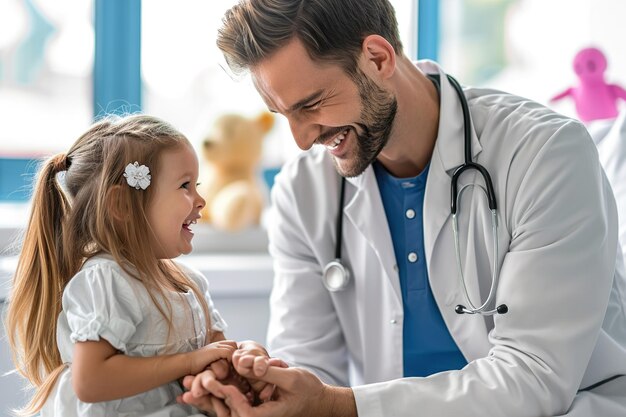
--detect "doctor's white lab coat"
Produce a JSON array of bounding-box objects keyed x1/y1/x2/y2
[{"x1": 266, "y1": 61, "x2": 626, "y2": 416}]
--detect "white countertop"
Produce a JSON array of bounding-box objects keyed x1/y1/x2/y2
[
  {"x1": 0, "y1": 252, "x2": 274, "y2": 301},
  {"x1": 0, "y1": 213, "x2": 275, "y2": 301}
]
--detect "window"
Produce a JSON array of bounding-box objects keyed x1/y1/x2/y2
[
  {"x1": 0, "y1": 0, "x2": 94, "y2": 202},
  {"x1": 1, "y1": 0, "x2": 416, "y2": 204}
]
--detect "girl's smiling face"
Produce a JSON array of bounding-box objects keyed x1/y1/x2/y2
[{"x1": 147, "y1": 143, "x2": 206, "y2": 259}]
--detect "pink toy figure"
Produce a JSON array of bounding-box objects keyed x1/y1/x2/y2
[{"x1": 550, "y1": 47, "x2": 626, "y2": 123}]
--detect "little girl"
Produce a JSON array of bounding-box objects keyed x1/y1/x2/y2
[{"x1": 5, "y1": 114, "x2": 267, "y2": 416}]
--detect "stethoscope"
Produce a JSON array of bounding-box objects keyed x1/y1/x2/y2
[{"x1": 322, "y1": 73, "x2": 508, "y2": 316}]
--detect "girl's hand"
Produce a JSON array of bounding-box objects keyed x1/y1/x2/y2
[
  {"x1": 233, "y1": 341, "x2": 289, "y2": 403},
  {"x1": 177, "y1": 369, "x2": 232, "y2": 416},
  {"x1": 177, "y1": 356, "x2": 255, "y2": 414},
  {"x1": 188, "y1": 340, "x2": 237, "y2": 375},
  {"x1": 191, "y1": 341, "x2": 255, "y2": 400},
  {"x1": 208, "y1": 359, "x2": 254, "y2": 400}
]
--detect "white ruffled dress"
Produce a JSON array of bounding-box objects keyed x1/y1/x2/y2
[{"x1": 41, "y1": 254, "x2": 227, "y2": 417}]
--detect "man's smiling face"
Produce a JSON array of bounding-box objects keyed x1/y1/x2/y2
[{"x1": 252, "y1": 38, "x2": 397, "y2": 177}]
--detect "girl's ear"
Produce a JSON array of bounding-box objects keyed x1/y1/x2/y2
[{"x1": 106, "y1": 185, "x2": 130, "y2": 222}]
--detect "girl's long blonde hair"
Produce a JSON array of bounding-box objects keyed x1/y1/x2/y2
[{"x1": 5, "y1": 114, "x2": 211, "y2": 415}]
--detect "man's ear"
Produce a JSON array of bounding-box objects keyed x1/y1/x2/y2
[
  {"x1": 361, "y1": 34, "x2": 397, "y2": 80},
  {"x1": 106, "y1": 185, "x2": 130, "y2": 222}
]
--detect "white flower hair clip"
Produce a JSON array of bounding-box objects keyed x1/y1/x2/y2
[{"x1": 123, "y1": 162, "x2": 151, "y2": 190}]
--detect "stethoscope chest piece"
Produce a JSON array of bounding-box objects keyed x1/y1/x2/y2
[{"x1": 322, "y1": 259, "x2": 350, "y2": 292}]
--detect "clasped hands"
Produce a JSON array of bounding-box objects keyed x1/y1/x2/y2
[{"x1": 176, "y1": 340, "x2": 288, "y2": 415}]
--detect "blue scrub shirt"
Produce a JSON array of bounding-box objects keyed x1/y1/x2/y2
[{"x1": 374, "y1": 161, "x2": 467, "y2": 377}]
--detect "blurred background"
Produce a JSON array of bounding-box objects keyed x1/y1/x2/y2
[{"x1": 1, "y1": 0, "x2": 625, "y2": 413}]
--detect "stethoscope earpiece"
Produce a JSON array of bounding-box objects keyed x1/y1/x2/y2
[
  {"x1": 455, "y1": 304, "x2": 509, "y2": 315},
  {"x1": 496, "y1": 304, "x2": 509, "y2": 314}
]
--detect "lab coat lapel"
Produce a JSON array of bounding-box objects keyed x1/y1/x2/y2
[
  {"x1": 421, "y1": 63, "x2": 490, "y2": 360},
  {"x1": 344, "y1": 169, "x2": 402, "y2": 304},
  {"x1": 423, "y1": 65, "x2": 477, "y2": 267}
]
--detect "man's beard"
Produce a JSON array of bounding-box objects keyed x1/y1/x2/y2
[{"x1": 334, "y1": 69, "x2": 398, "y2": 178}]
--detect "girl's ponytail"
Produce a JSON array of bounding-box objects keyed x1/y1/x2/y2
[{"x1": 5, "y1": 153, "x2": 72, "y2": 415}]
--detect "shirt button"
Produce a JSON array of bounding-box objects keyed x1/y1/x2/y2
[
  {"x1": 390, "y1": 319, "x2": 397, "y2": 324},
  {"x1": 408, "y1": 252, "x2": 418, "y2": 263},
  {"x1": 393, "y1": 264, "x2": 399, "y2": 272},
  {"x1": 405, "y1": 209, "x2": 416, "y2": 219}
]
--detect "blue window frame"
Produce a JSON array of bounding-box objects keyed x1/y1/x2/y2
[
  {"x1": 0, "y1": 158, "x2": 39, "y2": 202},
  {"x1": 94, "y1": 0, "x2": 141, "y2": 117},
  {"x1": 418, "y1": 0, "x2": 439, "y2": 60}
]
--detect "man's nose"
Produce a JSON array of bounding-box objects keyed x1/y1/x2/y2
[{"x1": 287, "y1": 117, "x2": 317, "y2": 151}]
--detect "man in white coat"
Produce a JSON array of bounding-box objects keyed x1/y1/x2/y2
[{"x1": 179, "y1": 0, "x2": 626, "y2": 415}]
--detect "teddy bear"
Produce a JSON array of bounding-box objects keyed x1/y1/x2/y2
[{"x1": 198, "y1": 112, "x2": 274, "y2": 232}]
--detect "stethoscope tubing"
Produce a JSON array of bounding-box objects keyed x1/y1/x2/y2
[
  {"x1": 323, "y1": 73, "x2": 507, "y2": 315},
  {"x1": 447, "y1": 74, "x2": 505, "y2": 315},
  {"x1": 335, "y1": 174, "x2": 347, "y2": 260},
  {"x1": 322, "y1": 177, "x2": 350, "y2": 292}
]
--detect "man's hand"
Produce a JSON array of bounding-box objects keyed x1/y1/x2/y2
[
  {"x1": 176, "y1": 340, "x2": 282, "y2": 414},
  {"x1": 181, "y1": 360, "x2": 357, "y2": 417}
]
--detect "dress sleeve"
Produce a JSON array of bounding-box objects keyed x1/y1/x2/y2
[
  {"x1": 180, "y1": 264, "x2": 228, "y2": 333},
  {"x1": 62, "y1": 263, "x2": 144, "y2": 353}
]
